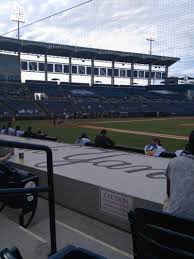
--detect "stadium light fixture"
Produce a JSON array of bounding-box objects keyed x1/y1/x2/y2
[
  {"x1": 146, "y1": 32, "x2": 155, "y2": 55},
  {"x1": 10, "y1": 4, "x2": 26, "y2": 39}
]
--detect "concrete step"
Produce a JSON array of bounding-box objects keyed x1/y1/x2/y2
[
  {"x1": 0, "y1": 213, "x2": 49, "y2": 259},
  {"x1": 1, "y1": 198, "x2": 134, "y2": 259}
]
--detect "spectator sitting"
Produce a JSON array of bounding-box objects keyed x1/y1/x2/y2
[
  {"x1": 144, "y1": 138, "x2": 166, "y2": 157},
  {"x1": 94, "y1": 129, "x2": 114, "y2": 148},
  {"x1": 36, "y1": 129, "x2": 47, "y2": 138},
  {"x1": 0, "y1": 125, "x2": 6, "y2": 134},
  {"x1": 75, "y1": 133, "x2": 90, "y2": 146},
  {"x1": 163, "y1": 131, "x2": 194, "y2": 219},
  {"x1": 15, "y1": 126, "x2": 24, "y2": 137},
  {"x1": 175, "y1": 143, "x2": 190, "y2": 157},
  {"x1": 7, "y1": 122, "x2": 15, "y2": 135},
  {"x1": 23, "y1": 126, "x2": 34, "y2": 138}
]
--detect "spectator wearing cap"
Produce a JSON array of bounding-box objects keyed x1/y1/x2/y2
[
  {"x1": 163, "y1": 131, "x2": 194, "y2": 219},
  {"x1": 94, "y1": 129, "x2": 114, "y2": 148},
  {"x1": 144, "y1": 138, "x2": 166, "y2": 157}
]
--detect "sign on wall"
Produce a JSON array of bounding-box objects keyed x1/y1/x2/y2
[{"x1": 100, "y1": 188, "x2": 134, "y2": 221}]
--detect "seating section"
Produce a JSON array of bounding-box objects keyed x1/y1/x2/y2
[
  {"x1": 27, "y1": 82, "x2": 64, "y2": 97},
  {"x1": 6, "y1": 100, "x2": 42, "y2": 116},
  {"x1": 0, "y1": 80, "x2": 194, "y2": 118},
  {"x1": 0, "y1": 82, "x2": 31, "y2": 97},
  {"x1": 0, "y1": 102, "x2": 14, "y2": 117},
  {"x1": 129, "y1": 208, "x2": 194, "y2": 258}
]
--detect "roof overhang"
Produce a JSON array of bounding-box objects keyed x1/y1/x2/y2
[{"x1": 0, "y1": 36, "x2": 180, "y2": 66}]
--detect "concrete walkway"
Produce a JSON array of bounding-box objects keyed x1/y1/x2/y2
[{"x1": 1, "y1": 198, "x2": 133, "y2": 259}]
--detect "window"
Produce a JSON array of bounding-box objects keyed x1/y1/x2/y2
[
  {"x1": 29, "y1": 62, "x2": 37, "y2": 71},
  {"x1": 162, "y1": 72, "x2": 166, "y2": 79},
  {"x1": 145, "y1": 71, "x2": 149, "y2": 78},
  {"x1": 151, "y1": 72, "x2": 155, "y2": 78},
  {"x1": 87, "y1": 67, "x2": 91, "y2": 75},
  {"x1": 55, "y1": 64, "x2": 63, "y2": 73},
  {"x1": 139, "y1": 71, "x2": 145, "y2": 78},
  {"x1": 120, "y1": 69, "x2": 126, "y2": 77},
  {"x1": 21, "y1": 61, "x2": 27, "y2": 70},
  {"x1": 156, "y1": 72, "x2": 161, "y2": 79},
  {"x1": 38, "y1": 63, "x2": 45, "y2": 72},
  {"x1": 64, "y1": 65, "x2": 69, "y2": 73},
  {"x1": 107, "y1": 68, "x2": 112, "y2": 76},
  {"x1": 127, "y1": 70, "x2": 131, "y2": 77},
  {"x1": 133, "y1": 71, "x2": 138, "y2": 78},
  {"x1": 100, "y1": 67, "x2": 107, "y2": 76},
  {"x1": 48, "y1": 64, "x2": 54, "y2": 72},
  {"x1": 78, "y1": 66, "x2": 86, "y2": 75},
  {"x1": 114, "y1": 69, "x2": 119, "y2": 77},
  {"x1": 8, "y1": 75, "x2": 19, "y2": 81},
  {"x1": 72, "y1": 65, "x2": 77, "y2": 74},
  {"x1": 0, "y1": 74, "x2": 6, "y2": 81},
  {"x1": 94, "y1": 67, "x2": 99, "y2": 76}
]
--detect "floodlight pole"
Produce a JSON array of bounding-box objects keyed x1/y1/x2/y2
[
  {"x1": 17, "y1": 20, "x2": 20, "y2": 39},
  {"x1": 146, "y1": 38, "x2": 155, "y2": 55},
  {"x1": 146, "y1": 37, "x2": 155, "y2": 86},
  {"x1": 11, "y1": 5, "x2": 26, "y2": 39}
]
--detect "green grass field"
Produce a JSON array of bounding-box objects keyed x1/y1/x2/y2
[{"x1": 1, "y1": 117, "x2": 193, "y2": 152}]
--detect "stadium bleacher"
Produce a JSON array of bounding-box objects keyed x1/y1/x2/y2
[{"x1": 0, "y1": 80, "x2": 194, "y2": 119}]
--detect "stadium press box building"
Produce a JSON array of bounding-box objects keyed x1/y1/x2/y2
[{"x1": 0, "y1": 36, "x2": 179, "y2": 86}]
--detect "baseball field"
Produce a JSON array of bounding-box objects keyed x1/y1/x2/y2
[{"x1": 1, "y1": 117, "x2": 193, "y2": 152}]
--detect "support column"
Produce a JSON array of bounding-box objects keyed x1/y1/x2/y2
[
  {"x1": 130, "y1": 63, "x2": 134, "y2": 86},
  {"x1": 148, "y1": 64, "x2": 152, "y2": 86},
  {"x1": 69, "y1": 56, "x2": 72, "y2": 83},
  {"x1": 44, "y1": 54, "x2": 48, "y2": 81},
  {"x1": 111, "y1": 60, "x2": 115, "y2": 85},
  {"x1": 165, "y1": 65, "x2": 169, "y2": 79},
  {"x1": 91, "y1": 58, "x2": 94, "y2": 86}
]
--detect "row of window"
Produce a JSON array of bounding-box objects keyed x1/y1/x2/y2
[
  {"x1": 0, "y1": 74, "x2": 20, "y2": 82},
  {"x1": 21, "y1": 61, "x2": 166, "y2": 79}
]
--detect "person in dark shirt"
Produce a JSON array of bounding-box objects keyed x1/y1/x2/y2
[
  {"x1": 23, "y1": 126, "x2": 34, "y2": 138},
  {"x1": 94, "y1": 129, "x2": 114, "y2": 148}
]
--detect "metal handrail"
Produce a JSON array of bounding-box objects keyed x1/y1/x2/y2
[{"x1": 0, "y1": 139, "x2": 57, "y2": 255}]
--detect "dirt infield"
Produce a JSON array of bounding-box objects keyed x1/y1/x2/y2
[
  {"x1": 180, "y1": 123, "x2": 194, "y2": 127},
  {"x1": 82, "y1": 125, "x2": 188, "y2": 141},
  {"x1": 93, "y1": 117, "x2": 194, "y2": 124}
]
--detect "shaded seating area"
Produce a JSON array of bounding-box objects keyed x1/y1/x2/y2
[
  {"x1": 129, "y1": 208, "x2": 194, "y2": 259},
  {"x1": 5, "y1": 99, "x2": 41, "y2": 116},
  {"x1": 0, "y1": 80, "x2": 194, "y2": 119}
]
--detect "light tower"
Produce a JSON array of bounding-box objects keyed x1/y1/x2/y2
[
  {"x1": 146, "y1": 32, "x2": 155, "y2": 86},
  {"x1": 11, "y1": 4, "x2": 26, "y2": 39},
  {"x1": 146, "y1": 32, "x2": 155, "y2": 55}
]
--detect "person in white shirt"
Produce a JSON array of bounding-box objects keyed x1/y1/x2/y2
[
  {"x1": 144, "y1": 138, "x2": 166, "y2": 157},
  {"x1": 6, "y1": 122, "x2": 15, "y2": 135},
  {"x1": 175, "y1": 143, "x2": 190, "y2": 157},
  {"x1": 75, "y1": 133, "x2": 90, "y2": 146},
  {"x1": 15, "y1": 126, "x2": 24, "y2": 137},
  {"x1": 0, "y1": 125, "x2": 6, "y2": 134}
]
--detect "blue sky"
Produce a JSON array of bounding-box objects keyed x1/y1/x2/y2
[{"x1": 0, "y1": 0, "x2": 194, "y2": 76}]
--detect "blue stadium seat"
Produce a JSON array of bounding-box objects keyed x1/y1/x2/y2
[{"x1": 129, "y1": 208, "x2": 194, "y2": 259}]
